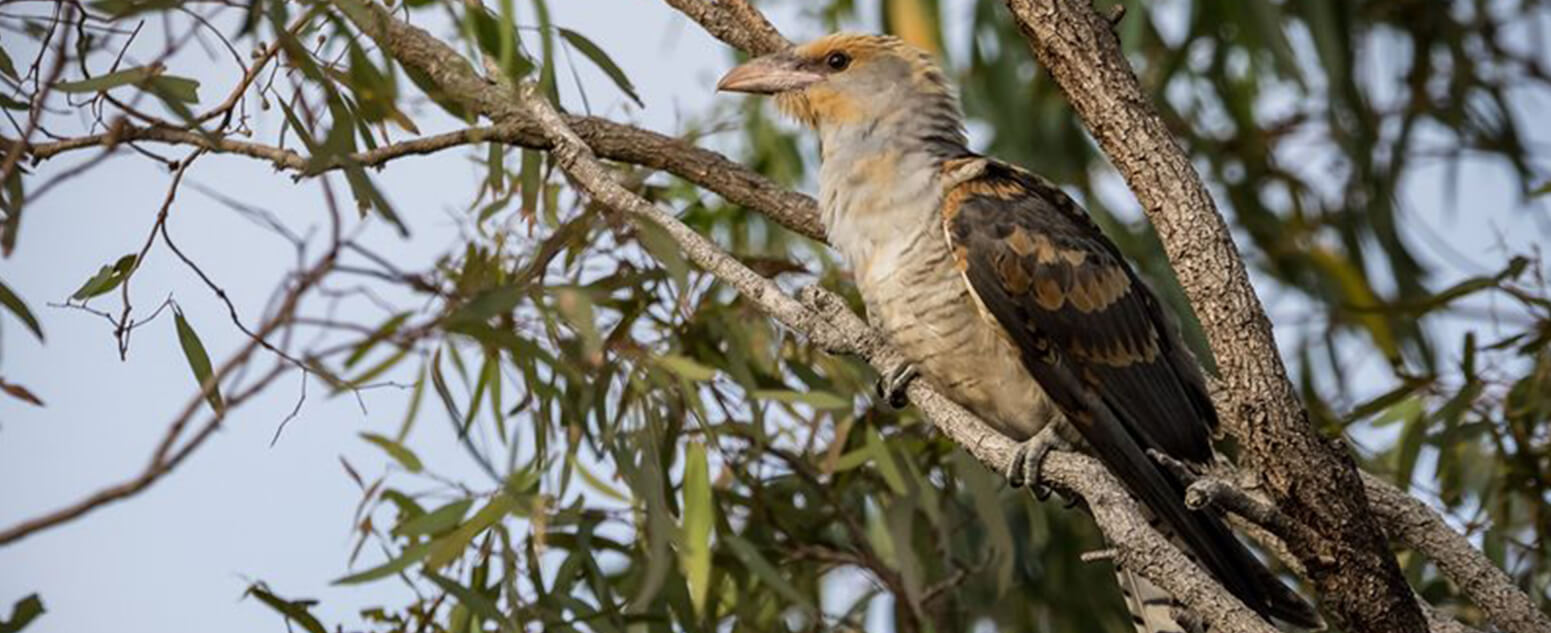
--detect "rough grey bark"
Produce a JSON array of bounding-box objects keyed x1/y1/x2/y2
[
  {"x1": 1363, "y1": 472, "x2": 1551, "y2": 633},
  {"x1": 998, "y1": 1, "x2": 1427, "y2": 631}
]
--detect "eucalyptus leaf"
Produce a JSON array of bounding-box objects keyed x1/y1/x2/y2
[{"x1": 174, "y1": 310, "x2": 223, "y2": 413}]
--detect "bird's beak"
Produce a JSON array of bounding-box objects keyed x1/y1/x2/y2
[{"x1": 716, "y1": 53, "x2": 822, "y2": 94}]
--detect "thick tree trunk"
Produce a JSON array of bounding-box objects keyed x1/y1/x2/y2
[{"x1": 999, "y1": 1, "x2": 1428, "y2": 631}]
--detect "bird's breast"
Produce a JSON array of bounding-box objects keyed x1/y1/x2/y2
[{"x1": 817, "y1": 155, "x2": 1059, "y2": 440}]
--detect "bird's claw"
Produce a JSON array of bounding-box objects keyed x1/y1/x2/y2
[
  {"x1": 1005, "y1": 425, "x2": 1072, "y2": 501},
  {"x1": 875, "y1": 364, "x2": 919, "y2": 411}
]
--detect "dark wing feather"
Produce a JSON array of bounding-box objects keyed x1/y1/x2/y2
[
  {"x1": 943, "y1": 159, "x2": 1318, "y2": 627},
  {"x1": 943, "y1": 160, "x2": 1216, "y2": 461}
]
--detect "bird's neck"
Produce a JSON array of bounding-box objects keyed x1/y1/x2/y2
[
  {"x1": 814, "y1": 101, "x2": 971, "y2": 273},
  {"x1": 816, "y1": 96, "x2": 969, "y2": 168}
]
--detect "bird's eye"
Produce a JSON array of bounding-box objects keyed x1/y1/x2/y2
[{"x1": 825, "y1": 51, "x2": 851, "y2": 71}]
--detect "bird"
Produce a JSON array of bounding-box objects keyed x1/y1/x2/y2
[{"x1": 716, "y1": 33, "x2": 1320, "y2": 633}]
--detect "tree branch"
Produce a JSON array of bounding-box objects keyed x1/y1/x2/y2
[
  {"x1": 0, "y1": 250, "x2": 333, "y2": 547},
  {"x1": 661, "y1": 0, "x2": 790, "y2": 56},
  {"x1": 9, "y1": 117, "x2": 825, "y2": 242},
  {"x1": 998, "y1": 1, "x2": 1426, "y2": 631},
  {"x1": 1362, "y1": 472, "x2": 1551, "y2": 633}
]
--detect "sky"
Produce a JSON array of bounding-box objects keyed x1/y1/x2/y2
[
  {"x1": 0, "y1": 2, "x2": 765, "y2": 631},
  {"x1": 1, "y1": 2, "x2": 1548, "y2": 633}
]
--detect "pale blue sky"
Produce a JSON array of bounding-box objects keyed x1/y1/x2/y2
[{"x1": 1, "y1": 2, "x2": 1548, "y2": 632}]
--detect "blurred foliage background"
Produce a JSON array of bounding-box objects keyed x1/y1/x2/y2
[{"x1": 1, "y1": 0, "x2": 1549, "y2": 632}]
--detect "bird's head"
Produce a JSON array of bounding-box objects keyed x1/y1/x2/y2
[{"x1": 717, "y1": 33, "x2": 961, "y2": 136}]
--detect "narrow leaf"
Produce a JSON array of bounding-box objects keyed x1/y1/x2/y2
[
  {"x1": 344, "y1": 311, "x2": 411, "y2": 368},
  {"x1": 87, "y1": 0, "x2": 180, "y2": 18},
  {"x1": 0, "y1": 378, "x2": 43, "y2": 407},
  {"x1": 752, "y1": 389, "x2": 851, "y2": 411},
  {"x1": 147, "y1": 75, "x2": 200, "y2": 103},
  {"x1": 557, "y1": 28, "x2": 642, "y2": 107},
  {"x1": 174, "y1": 310, "x2": 223, "y2": 413},
  {"x1": 724, "y1": 535, "x2": 815, "y2": 614},
  {"x1": 246, "y1": 587, "x2": 326, "y2": 633},
  {"x1": 423, "y1": 571, "x2": 503, "y2": 622},
  {"x1": 70, "y1": 254, "x2": 136, "y2": 300},
  {"x1": 360, "y1": 432, "x2": 423, "y2": 472},
  {"x1": 425, "y1": 493, "x2": 516, "y2": 570},
  {"x1": 393, "y1": 498, "x2": 472, "y2": 538},
  {"x1": 332, "y1": 541, "x2": 433, "y2": 585},
  {"x1": 0, "y1": 279, "x2": 42, "y2": 340},
  {"x1": 444, "y1": 286, "x2": 523, "y2": 327},
  {"x1": 55, "y1": 66, "x2": 155, "y2": 93},
  {"x1": 0, "y1": 48, "x2": 17, "y2": 81},
  {"x1": 657, "y1": 355, "x2": 716, "y2": 382},
  {"x1": 680, "y1": 442, "x2": 713, "y2": 616}
]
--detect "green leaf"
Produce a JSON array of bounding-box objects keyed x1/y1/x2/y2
[
  {"x1": 393, "y1": 498, "x2": 472, "y2": 538},
  {"x1": 423, "y1": 571, "x2": 503, "y2": 622},
  {"x1": 0, "y1": 279, "x2": 42, "y2": 340},
  {"x1": 88, "y1": 0, "x2": 180, "y2": 18},
  {"x1": 147, "y1": 75, "x2": 200, "y2": 103},
  {"x1": 680, "y1": 442, "x2": 714, "y2": 616},
  {"x1": 70, "y1": 254, "x2": 136, "y2": 300},
  {"x1": 1, "y1": 167, "x2": 21, "y2": 256},
  {"x1": 751, "y1": 389, "x2": 852, "y2": 411},
  {"x1": 425, "y1": 492, "x2": 517, "y2": 570},
  {"x1": 360, "y1": 432, "x2": 423, "y2": 472},
  {"x1": 657, "y1": 355, "x2": 716, "y2": 382},
  {"x1": 635, "y1": 221, "x2": 689, "y2": 293},
  {"x1": 956, "y1": 450, "x2": 1014, "y2": 594},
  {"x1": 724, "y1": 534, "x2": 815, "y2": 614},
  {"x1": 344, "y1": 311, "x2": 411, "y2": 368},
  {"x1": 444, "y1": 286, "x2": 524, "y2": 327},
  {"x1": 553, "y1": 288, "x2": 600, "y2": 360},
  {"x1": 173, "y1": 310, "x2": 223, "y2": 413},
  {"x1": 339, "y1": 346, "x2": 410, "y2": 392},
  {"x1": 1344, "y1": 380, "x2": 1426, "y2": 424},
  {"x1": 429, "y1": 349, "x2": 464, "y2": 424},
  {"x1": 0, "y1": 594, "x2": 42, "y2": 633},
  {"x1": 245, "y1": 586, "x2": 326, "y2": 633},
  {"x1": 0, "y1": 47, "x2": 17, "y2": 81},
  {"x1": 519, "y1": 148, "x2": 541, "y2": 218},
  {"x1": 571, "y1": 454, "x2": 629, "y2": 502},
  {"x1": 557, "y1": 27, "x2": 642, "y2": 107},
  {"x1": 55, "y1": 66, "x2": 156, "y2": 93},
  {"x1": 462, "y1": 0, "x2": 534, "y2": 82},
  {"x1": 865, "y1": 428, "x2": 907, "y2": 495},
  {"x1": 1531, "y1": 180, "x2": 1551, "y2": 198},
  {"x1": 1395, "y1": 411, "x2": 1427, "y2": 486},
  {"x1": 332, "y1": 541, "x2": 433, "y2": 584},
  {"x1": 380, "y1": 488, "x2": 425, "y2": 519}
]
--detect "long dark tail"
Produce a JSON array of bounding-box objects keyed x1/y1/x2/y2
[
  {"x1": 1115, "y1": 558, "x2": 1188, "y2": 633},
  {"x1": 1117, "y1": 502, "x2": 1322, "y2": 631}
]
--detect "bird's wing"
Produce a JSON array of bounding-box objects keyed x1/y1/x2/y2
[
  {"x1": 940, "y1": 157, "x2": 1217, "y2": 462},
  {"x1": 940, "y1": 157, "x2": 1318, "y2": 627}
]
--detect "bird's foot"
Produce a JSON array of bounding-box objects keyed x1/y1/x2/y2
[
  {"x1": 1005, "y1": 425, "x2": 1072, "y2": 501},
  {"x1": 874, "y1": 364, "x2": 919, "y2": 411}
]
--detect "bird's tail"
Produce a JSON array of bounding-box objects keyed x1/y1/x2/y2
[
  {"x1": 1115, "y1": 561, "x2": 1188, "y2": 633},
  {"x1": 1111, "y1": 509, "x2": 1323, "y2": 633}
]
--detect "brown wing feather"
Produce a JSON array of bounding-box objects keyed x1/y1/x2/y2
[
  {"x1": 943, "y1": 159, "x2": 1319, "y2": 628},
  {"x1": 945, "y1": 160, "x2": 1216, "y2": 462}
]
